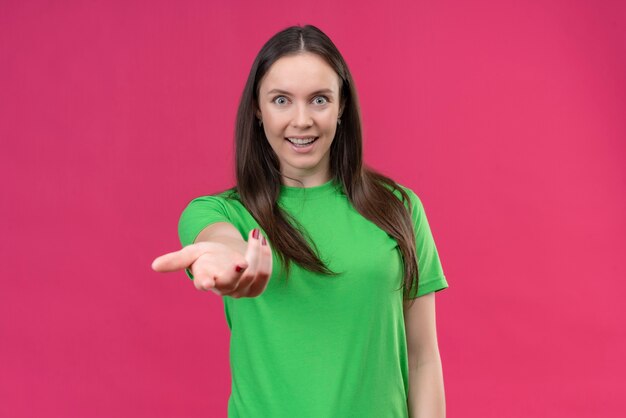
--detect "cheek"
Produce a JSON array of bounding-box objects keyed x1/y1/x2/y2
[
  {"x1": 321, "y1": 114, "x2": 338, "y2": 129},
  {"x1": 264, "y1": 128, "x2": 286, "y2": 150},
  {"x1": 322, "y1": 120, "x2": 338, "y2": 136},
  {"x1": 264, "y1": 116, "x2": 287, "y2": 134}
]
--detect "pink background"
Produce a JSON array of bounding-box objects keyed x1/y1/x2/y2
[{"x1": 1, "y1": 0, "x2": 625, "y2": 417}]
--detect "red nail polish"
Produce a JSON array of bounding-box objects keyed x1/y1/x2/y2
[
  {"x1": 235, "y1": 265, "x2": 243, "y2": 272},
  {"x1": 261, "y1": 236, "x2": 267, "y2": 246},
  {"x1": 252, "y1": 228, "x2": 259, "y2": 239}
]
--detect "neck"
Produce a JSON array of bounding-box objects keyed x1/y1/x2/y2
[{"x1": 281, "y1": 171, "x2": 332, "y2": 188}]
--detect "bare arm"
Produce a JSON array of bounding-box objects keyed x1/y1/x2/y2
[
  {"x1": 193, "y1": 222, "x2": 247, "y2": 256},
  {"x1": 403, "y1": 292, "x2": 446, "y2": 418}
]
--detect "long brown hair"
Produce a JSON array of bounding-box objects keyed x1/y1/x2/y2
[{"x1": 228, "y1": 24, "x2": 420, "y2": 304}]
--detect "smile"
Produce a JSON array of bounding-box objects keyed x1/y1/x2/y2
[
  {"x1": 285, "y1": 137, "x2": 318, "y2": 145},
  {"x1": 284, "y1": 137, "x2": 318, "y2": 153}
]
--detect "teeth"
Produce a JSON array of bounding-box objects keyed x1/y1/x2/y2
[{"x1": 287, "y1": 137, "x2": 316, "y2": 145}]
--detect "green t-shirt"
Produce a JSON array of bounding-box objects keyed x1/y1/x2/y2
[{"x1": 178, "y1": 178, "x2": 448, "y2": 417}]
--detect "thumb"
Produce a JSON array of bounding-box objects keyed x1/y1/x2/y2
[{"x1": 152, "y1": 244, "x2": 212, "y2": 273}]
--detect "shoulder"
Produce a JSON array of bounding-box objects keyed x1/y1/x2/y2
[
  {"x1": 381, "y1": 181, "x2": 423, "y2": 214},
  {"x1": 179, "y1": 188, "x2": 245, "y2": 225},
  {"x1": 184, "y1": 187, "x2": 240, "y2": 207},
  {"x1": 177, "y1": 187, "x2": 244, "y2": 247}
]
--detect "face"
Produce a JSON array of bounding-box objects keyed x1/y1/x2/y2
[{"x1": 256, "y1": 52, "x2": 344, "y2": 186}]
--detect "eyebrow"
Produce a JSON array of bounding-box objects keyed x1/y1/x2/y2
[{"x1": 266, "y1": 88, "x2": 335, "y2": 97}]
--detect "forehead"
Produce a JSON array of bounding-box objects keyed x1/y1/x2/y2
[{"x1": 259, "y1": 53, "x2": 340, "y2": 95}]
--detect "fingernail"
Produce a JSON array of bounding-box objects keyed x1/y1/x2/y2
[
  {"x1": 252, "y1": 228, "x2": 259, "y2": 239},
  {"x1": 261, "y1": 236, "x2": 267, "y2": 246},
  {"x1": 235, "y1": 265, "x2": 244, "y2": 272}
]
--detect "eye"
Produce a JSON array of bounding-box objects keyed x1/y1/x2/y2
[
  {"x1": 272, "y1": 96, "x2": 288, "y2": 105},
  {"x1": 314, "y1": 96, "x2": 329, "y2": 105}
]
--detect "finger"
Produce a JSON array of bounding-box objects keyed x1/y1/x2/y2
[
  {"x1": 186, "y1": 246, "x2": 247, "y2": 296},
  {"x1": 193, "y1": 275, "x2": 215, "y2": 291},
  {"x1": 230, "y1": 231, "x2": 271, "y2": 298},
  {"x1": 222, "y1": 228, "x2": 261, "y2": 297},
  {"x1": 212, "y1": 262, "x2": 247, "y2": 296},
  {"x1": 221, "y1": 228, "x2": 260, "y2": 296},
  {"x1": 207, "y1": 244, "x2": 249, "y2": 296},
  {"x1": 247, "y1": 234, "x2": 272, "y2": 297},
  {"x1": 191, "y1": 253, "x2": 244, "y2": 295},
  {"x1": 151, "y1": 243, "x2": 212, "y2": 273},
  {"x1": 192, "y1": 272, "x2": 223, "y2": 296}
]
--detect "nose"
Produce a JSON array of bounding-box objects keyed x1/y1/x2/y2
[{"x1": 291, "y1": 103, "x2": 313, "y2": 128}]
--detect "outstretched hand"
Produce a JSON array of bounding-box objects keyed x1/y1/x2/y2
[{"x1": 151, "y1": 228, "x2": 273, "y2": 298}]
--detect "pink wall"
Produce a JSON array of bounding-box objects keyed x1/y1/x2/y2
[{"x1": 1, "y1": 0, "x2": 625, "y2": 417}]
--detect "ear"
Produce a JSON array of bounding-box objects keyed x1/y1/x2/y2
[{"x1": 256, "y1": 109, "x2": 262, "y2": 119}]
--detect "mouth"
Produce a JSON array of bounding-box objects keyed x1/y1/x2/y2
[{"x1": 285, "y1": 137, "x2": 319, "y2": 147}]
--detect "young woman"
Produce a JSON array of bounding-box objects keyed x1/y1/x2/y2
[{"x1": 152, "y1": 24, "x2": 449, "y2": 418}]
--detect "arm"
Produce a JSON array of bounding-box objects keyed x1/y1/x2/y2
[
  {"x1": 194, "y1": 221, "x2": 248, "y2": 255},
  {"x1": 403, "y1": 292, "x2": 446, "y2": 418}
]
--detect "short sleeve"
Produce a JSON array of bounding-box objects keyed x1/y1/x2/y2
[
  {"x1": 404, "y1": 189, "x2": 449, "y2": 298},
  {"x1": 177, "y1": 195, "x2": 232, "y2": 280}
]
